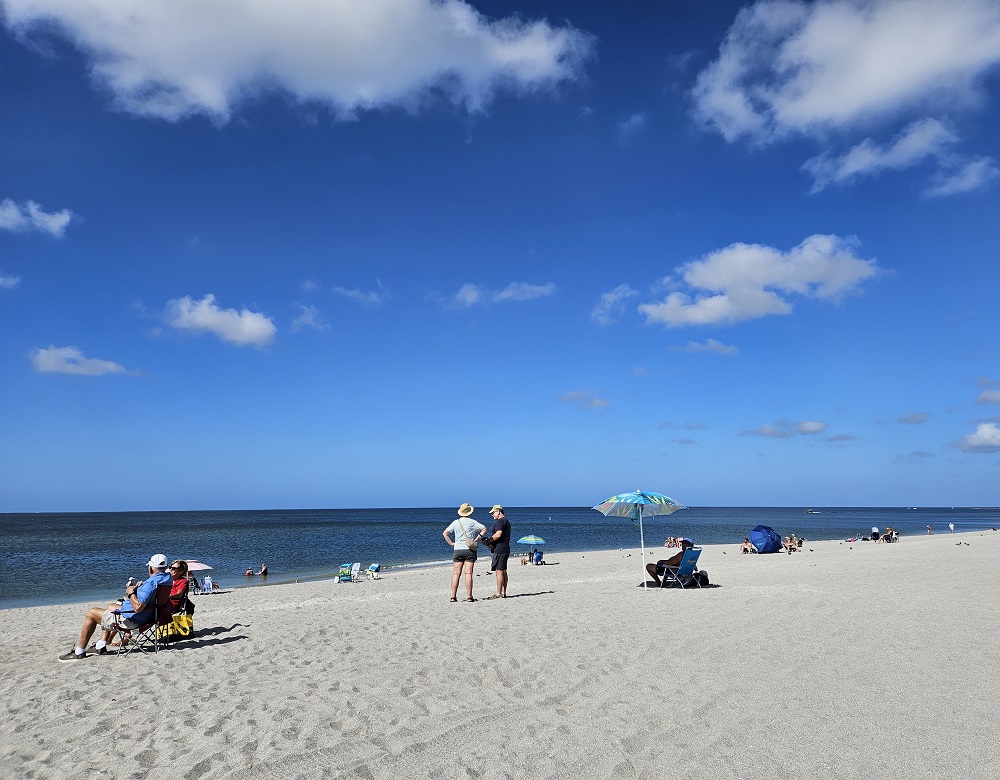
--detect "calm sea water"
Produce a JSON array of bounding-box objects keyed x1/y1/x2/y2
[{"x1": 3, "y1": 506, "x2": 998, "y2": 609}]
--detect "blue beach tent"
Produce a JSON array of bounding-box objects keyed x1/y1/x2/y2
[{"x1": 749, "y1": 525, "x2": 782, "y2": 554}]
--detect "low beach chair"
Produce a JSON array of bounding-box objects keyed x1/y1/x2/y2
[
  {"x1": 659, "y1": 548, "x2": 702, "y2": 589},
  {"x1": 337, "y1": 563, "x2": 352, "y2": 582},
  {"x1": 113, "y1": 582, "x2": 173, "y2": 657},
  {"x1": 349, "y1": 562, "x2": 362, "y2": 582},
  {"x1": 366, "y1": 563, "x2": 381, "y2": 580}
]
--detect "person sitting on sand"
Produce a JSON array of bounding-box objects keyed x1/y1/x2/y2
[
  {"x1": 782, "y1": 536, "x2": 796, "y2": 554},
  {"x1": 58, "y1": 553, "x2": 172, "y2": 661},
  {"x1": 646, "y1": 539, "x2": 694, "y2": 586},
  {"x1": 664, "y1": 536, "x2": 676, "y2": 548},
  {"x1": 740, "y1": 538, "x2": 754, "y2": 554},
  {"x1": 791, "y1": 533, "x2": 800, "y2": 549}
]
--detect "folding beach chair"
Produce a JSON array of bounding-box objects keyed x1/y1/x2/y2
[
  {"x1": 113, "y1": 582, "x2": 173, "y2": 656},
  {"x1": 349, "y1": 562, "x2": 362, "y2": 582},
  {"x1": 659, "y1": 548, "x2": 702, "y2": 589},
  {"x1": 337, "y1": 563, "x2": 353, "y2": 582},
  {"x1": 366, "y1": 563, "x2": 381, "y2": 580}
]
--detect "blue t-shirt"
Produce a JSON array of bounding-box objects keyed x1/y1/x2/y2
[
  {"x1": 448, "y1": 518, "x2": 486, "y2": 551},
  {"x1": 120, "y1": 570, "x2": 172, "y2": 624}
]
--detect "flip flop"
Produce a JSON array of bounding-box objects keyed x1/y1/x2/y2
[
  {"x1": 449, "y1": 597, "x2": 457, "y2": 602},
  {"x1": 465, "y1": 598, "x2": 477, "y2": 602}
]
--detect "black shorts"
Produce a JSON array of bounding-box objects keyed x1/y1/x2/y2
[
  {"x1": 454, "y1": 548, "x2": 477, "y2": 563},
  {"x1": 491, "y1": 551, "x2": 510, "y2": 571}
]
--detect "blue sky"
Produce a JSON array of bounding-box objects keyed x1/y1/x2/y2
[{"x1": 2, "y1": 0, "x2": 999, "y2": 512}]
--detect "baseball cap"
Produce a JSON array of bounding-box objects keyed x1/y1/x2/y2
[
  {"x1": 490, "y1": 504, "x2": 504, "y2": 513},
  {"x1": 147, "y1": 553, "x2": 168, "y2": 569}
]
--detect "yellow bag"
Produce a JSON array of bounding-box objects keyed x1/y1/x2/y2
[{"x1": 158, "y1": 613, "x2": 194, "y2": 640}]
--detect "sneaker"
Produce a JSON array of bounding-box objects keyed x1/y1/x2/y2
[{"x1": 58, "y1": 648, "x2": 86, "y2": 662}]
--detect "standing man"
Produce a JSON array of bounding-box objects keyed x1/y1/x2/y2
[{"x1": 485, "y1": 504, "x2": 511, "y2": 599}]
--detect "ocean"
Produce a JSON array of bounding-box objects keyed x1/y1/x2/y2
[{"x1": 3, "y1": 505, "x2": 998, "y2": 609}]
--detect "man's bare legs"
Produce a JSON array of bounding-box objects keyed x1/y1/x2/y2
[{"x1": 494, "y1": 568, "x2": 508, "y2": 597}]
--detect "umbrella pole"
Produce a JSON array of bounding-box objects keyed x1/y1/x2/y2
[{"x1": 638, "y1": 506, "x2": 647, "y2": 591}]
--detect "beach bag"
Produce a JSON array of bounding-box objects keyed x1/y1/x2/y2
[
  {"x1": 458, "y1": 521, "x2": 478, "y2": 552},
  {"x1": 695, "y1": 570, "x2": 709, "y2": 587},
  {"x1": 158, "y1": 613, "x2": 194, "y2": 640}
]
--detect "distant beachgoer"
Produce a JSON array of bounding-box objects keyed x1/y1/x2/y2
[
  {"x1": 791, "y1": 533, "x2": 800, "y2": 549},
  {"x1": 664, "y1": 536, "x2": 676, "y2": 548},
  {"x1": 484, "y1": 505, "x2": 511, "y2": 599},
  {"x1": 245, "y1": 568, "x2": 254, "y2": 576},
  {"x1": 949, "y1": 523, "x2": 955, "y2": 534},
  {"x1": 871, "y1": 527, "x2": 880, "y2": 542},
  {"x1": 740, "y1": 538, "x2": 754, "y2": 554},
  {"x1": 646, "y1": 539, "x2": 694, "y2": 585},
  {"x1": 258, "y1": 563, "x2": 268, "y2": 576},
  {"x1": 782, "y1": 536, "x2": 796, "y2": 554},
  {"x1": 927, "y1": 525, "x2": 932, "y2": 535},
  {"x1": 443, "y1": 503, "x2": 487, "y2": 602}
]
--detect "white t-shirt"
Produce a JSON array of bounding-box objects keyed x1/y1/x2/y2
[{"x1": 447, "y1": 518, "x2": 486, "y2": 550}]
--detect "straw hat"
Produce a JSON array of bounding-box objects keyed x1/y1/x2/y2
[{"x1": 458, "y1": 503, "x2": 474, "y2": 517}]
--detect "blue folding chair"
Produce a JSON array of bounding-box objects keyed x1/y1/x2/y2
[{"x1": 659, "y1": 548, "x2": 702, "y2": 588}]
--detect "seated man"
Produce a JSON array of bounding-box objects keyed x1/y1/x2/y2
[
  {"x1": 739, "y1": 537, "x2": 754, "y2": 554},
  {"x1": 646, "y1": 538, "x2": 694, "y2": 586},
  {"x1": 58, "y1": 553, "x2": 173, "y2": 661}
]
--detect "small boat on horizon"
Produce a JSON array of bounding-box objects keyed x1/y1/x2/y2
[{"x1": 804, "y1": 508, "x2": 821, "y2": 514}]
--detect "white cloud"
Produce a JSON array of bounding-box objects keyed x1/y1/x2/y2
[
  {"x1": 332, "y1": 286, "x2": 386, "y2": 305},
  {"x1": 1, "y1": 270, "x2": 21, "y2": 289},
  {"x1": 693, "y1": 0, "x2": 1000, "y2": 142},
  {"x1": 493, "y1": 281, "x2": 555, "y2": 303},
  {"x1": 897, "y1": 412, "x2": 931, "y2": 424},
  {"x1": 977, "y1": 389, "x2": 1000, "y2": 404},
  {"x1": 559, "y1": 389, "x2": 609, "y2": 410},
  {"x1": 291, "y1": 304, "x2": 329, "y2": 332},
  {"x1": 925, "y1": 155, "x2": 1000, "y2": 196},
  {"x1": 166, "y1": 294, "x2": 276, "y2": 347},
  {"x1": 639, "y1": 234, "x2": 879, "y2": 327},
  {"x1": 450, "y1": 281, "x2": 554, "y2": 309},
  {"x1": 742, "y1": 419, "x2": 829, "y2": 438},
  {"x1": 616, "y1": 112, "x2": 646, "y2": 143},
  {"x1": 803, "y1": 118, "x2": 999, "y2": 195},
  {"x1": 0, "y1": 198, "x2": 74, "y2": 236},
  {"x1": 30, "y1": 345, "x2": 128, "y2": 376},
  {"x1": 4, "y1": 0, "x2": 594, "y2": 123},
  {"x1": 591, "y1": 284, "x2": 638, "y2": 325},
  {"x1": 672, "y1": 338, "x2": 739, "y2": 355},
  {"x1": 952, "y1": 422, "x2": 1000, "y2": 453}
]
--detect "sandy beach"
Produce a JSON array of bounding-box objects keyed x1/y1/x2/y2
[{"x1": 2, "y1": 532, "x2": 998, "y2": 779}]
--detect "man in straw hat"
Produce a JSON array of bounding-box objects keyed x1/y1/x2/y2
[
  {"x1": 442, "y1": 503, "x2": 487, "y2": 602},
  {"x1": 483, "y1": 504, "x2": 511, "y2": 599}
]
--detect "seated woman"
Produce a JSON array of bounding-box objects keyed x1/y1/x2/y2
[
  {"x1": 740, "y1": 537, "x2": 754, "y2": 554},
  {"x1": 664, "y1": 536, "x2": 677, "y2": 549},
  {"x1": 168, "y1": 560, "x2": 191, "y2": 614},
  {"x1": 782, "y1": 536, "x2": 796, "y2": 554}
]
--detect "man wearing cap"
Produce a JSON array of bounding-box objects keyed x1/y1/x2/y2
[
  {"x1": 58, "y1": 553, "x2": 173, "y2": 661},
  {"x1": 484, "y1": 505, "x2": 511, "y2": 599},
  {"x1": 645, "y1": 538, "x2": 694, "y2": 586}
]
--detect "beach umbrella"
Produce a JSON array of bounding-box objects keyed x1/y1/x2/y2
[
  {"x1": 593, "y1": 490, "x2": 685, "y2": 590},
  {"x1": 748, "y1": 525, "x2": 781, "y2": 554},
  {"x1": 516, "y1": 535, "x2": 546, "y2": 545},
  {"x1": 184, "y1": 560, "x2": 213, "y2": 571}
]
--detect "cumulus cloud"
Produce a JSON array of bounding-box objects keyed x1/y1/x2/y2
[
  {"x1": 693, "y1": 0, "x2": 1000, "y2": 142},
  {"x1": 639, "y1": 234, "x2": 879, "y2": 327},
  {"x1": 166, "y1": 294, "x2": 276, "y2": 347},
  {"x1": 591, "y1": 284, "x2": 638, "y2": 325},
  {"x1": 671, "y1": 338, "x2": 739, "y2": 355},
  {"x1": 1, "y1": 270, "x2": 21, "y2": 289},
  {"x1": 977, "y1": 389, "x2": 1000, "y2": 404},
  {"x1": 0, "y1": 198, "x2": 74, "y2": 236},
  {"x1": 742, "y1": 419, "x2": 829, "y2": 438},
  {"x1": 30, "y1": 345, "x2": 128, "y2": 376},
  {"x1": 952, "y1": 422, "x2": 1000, "y2": 453},
  {"x1": 897, "y1": 412, "x2": 931, "y2": 424},
  {"x1": 693, "y1": 1, "x2": 1000, "y2": 193},
  {"x1": 291, "y1": 304, "x2": 329, "y2": 332},
  {"x1": 559, "y1": 389, "x2": 609, "y2": 410},
  {"x1": 4, "y1": 0, "x2": 594, "y2": 123},
  {"x1": 450, "y1": 281, "x2": 555, "y2": 309}
]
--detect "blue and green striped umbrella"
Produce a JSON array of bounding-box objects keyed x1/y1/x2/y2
[
  {"x1": 593, "y1": 490, "x2": 685, "y2": 590},
  {"x1": 516, "y1": 535, "x2": 546, "y2": 545}
]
